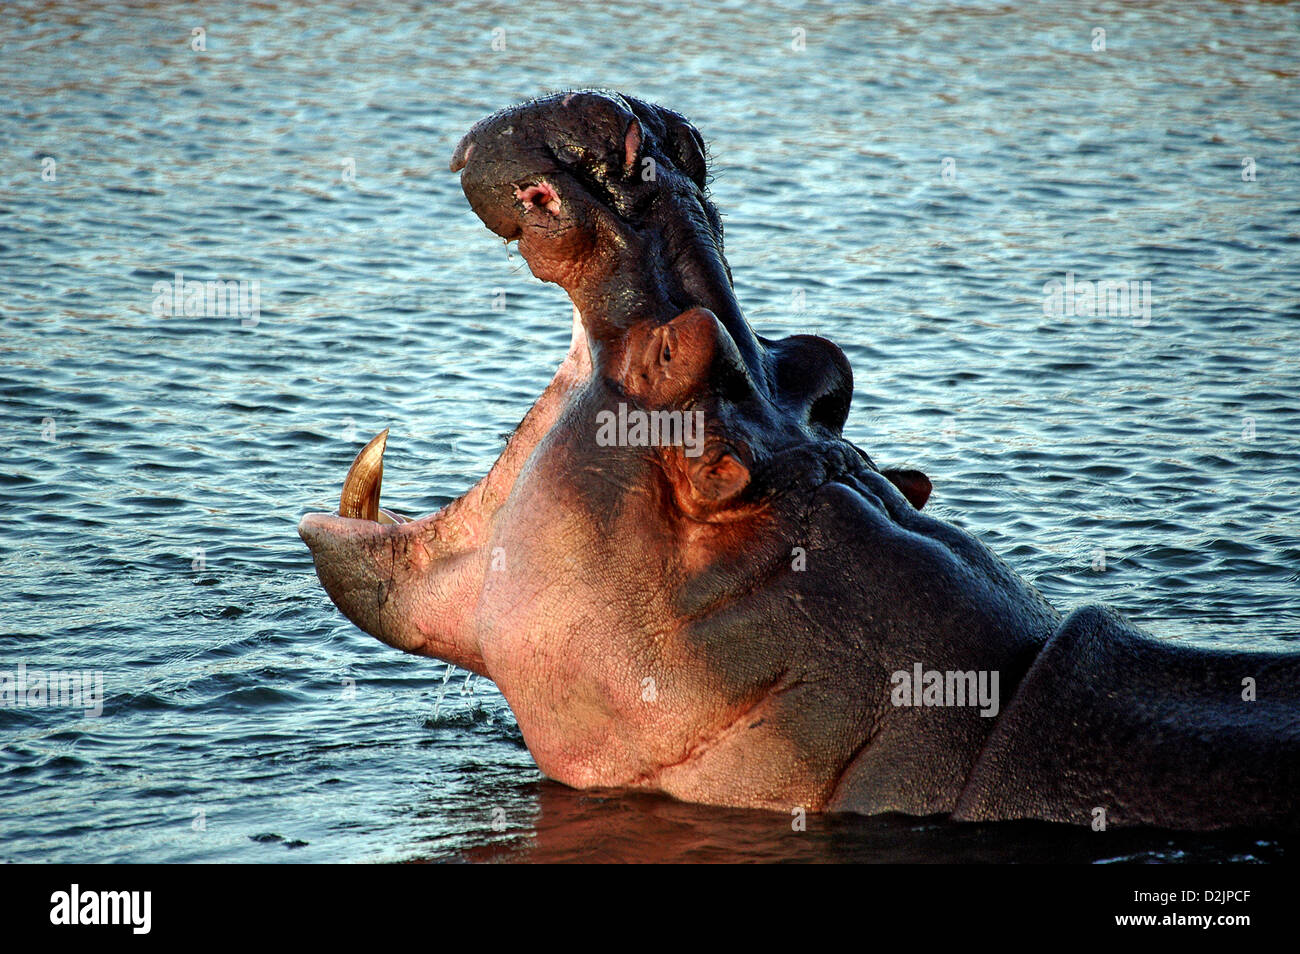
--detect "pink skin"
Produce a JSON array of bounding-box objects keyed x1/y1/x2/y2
[
  {"x1": 301, "y1": 92, "x2": 1056, "y2": 818},
  {"x1": 299, "y1": 92, "x2": 951, "y2": 812},
  {"x1": 297, "y1": 305, "x2": 828, "y2": 805},
  {"x1": 299, "y1": 306, "x2": 592, "y2": 677},
  {"x1": 298, "y1": 92, "x2": 1300, "y2": 831}
]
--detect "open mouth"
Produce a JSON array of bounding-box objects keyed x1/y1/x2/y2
[
  {"x1": 300, "y1": 302, "x2": 596, "y2": 554},
  {"x1": 514, "y1": 180, "x2": 562, "y2": 215},
  {"x1": 298, "y1": 88, "x2": 827, "y2": 648},
  {"x1": 296, "y1": 296, "x2": 598, "y2": 674}
]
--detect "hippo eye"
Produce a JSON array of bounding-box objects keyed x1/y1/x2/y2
[
  {"x1": 551, "y1": 141, "x2": 614, "y2": 187},
  {"x1": 552, "y1": 140, "x2": 585, "y2": 165}
]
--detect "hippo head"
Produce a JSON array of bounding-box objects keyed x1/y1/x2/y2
[{"x1": 299, "y1": 91, "x2": 1056, "y2": 815}]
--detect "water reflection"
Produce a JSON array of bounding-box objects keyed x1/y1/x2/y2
[{"x1": 438, "y1": 783, "x2": 1291, "y2": 864}]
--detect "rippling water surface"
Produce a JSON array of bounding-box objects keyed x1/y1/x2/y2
[{"x1": 2, "y1": 0, "x2": 1297, "y2": 862}]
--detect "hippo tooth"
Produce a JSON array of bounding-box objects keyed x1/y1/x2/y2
[{"x1": 338, "y1": 428, "x2": 388, "y2": 522}]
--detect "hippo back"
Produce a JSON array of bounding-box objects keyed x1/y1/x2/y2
[{"x1": 954, "y1": 605, "x2": 1300, "y2": 830}]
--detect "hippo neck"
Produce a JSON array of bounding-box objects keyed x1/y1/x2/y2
[
  {"x1": 826, "y1": 588, "x2": 1057, "y2": 816},
  {"x1": 801, "y1": 478, "x2": 1062, "y2": 816}
]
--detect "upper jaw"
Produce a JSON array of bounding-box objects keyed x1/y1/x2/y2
[{"x1": 450, "y1": 96, "x2": 756, "y2": 348}]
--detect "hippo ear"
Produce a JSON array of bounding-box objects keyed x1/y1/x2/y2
[
  {"x1": 623, "y1": 118, "x2": 642, "y2": 177},
  {"x1": 882, "y1": 468, "x2": 931, "y2": 510},
  {"x1": 620, "y1": 307, "x2": 740, "y2": 406}
]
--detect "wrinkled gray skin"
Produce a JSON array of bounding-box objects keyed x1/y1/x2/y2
[{"x1": 300, "y1": 91, "x2": 1300, "y2": 830}]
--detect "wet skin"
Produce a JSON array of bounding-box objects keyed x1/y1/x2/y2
[{"x1": 299, "y1": 91, "x2": 1299, "y2": 830}]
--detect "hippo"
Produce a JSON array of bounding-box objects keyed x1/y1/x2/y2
[{"x1": 298, "y1": 91, "x2": 1299, "y2": 831}]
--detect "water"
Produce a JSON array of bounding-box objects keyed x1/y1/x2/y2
[{"x1": 1, "y1": 0, "x2": 1297, "y2": 863}]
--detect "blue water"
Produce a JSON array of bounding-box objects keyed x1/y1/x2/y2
[{"x1": 1, "y1": 0, "x2": 1297, "y2": 862}]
